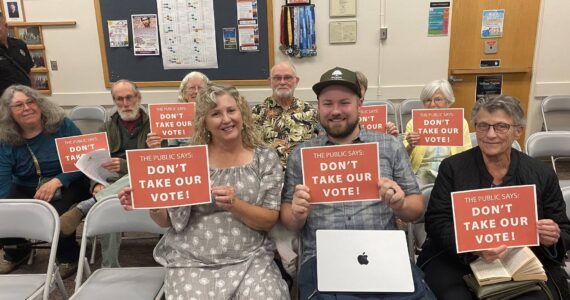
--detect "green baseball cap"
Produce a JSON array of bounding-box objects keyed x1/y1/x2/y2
[{"x1": 312, "y1": 67, "x2": 362, "y2": 98}]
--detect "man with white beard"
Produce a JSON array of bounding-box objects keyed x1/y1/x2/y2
[
  {"x1": 252, "y1": 62, "x2": 318, "y2": 168},
  {"x1": 59, "y1": 79, "x2": 158, "y2": 268}
]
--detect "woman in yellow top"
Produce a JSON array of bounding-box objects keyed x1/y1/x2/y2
[{"x1": 403, "y1": 80, "x2": 471, "y2": 185}]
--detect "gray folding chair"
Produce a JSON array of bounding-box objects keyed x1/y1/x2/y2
[
  {"x1": 71, "y1": 197, "x2": 166, "y2": 300},
  {"x1": 541, "y1": 95, "x2": 570, "y2": 131},
  {"x1": 69, "y1": 105, "x2": 107, "y2": 134},
  {"x1": 0, "y1": 199, "x2": 68, "y2": 300},
  {"x1": 525, "y1": 131, "x2": 570, "y2": 188},
  {"x1": 407, "y1": 184, "x2": 433, "y2": 262},
  {"x1": 398, "y1": 98, "x2": 423, "y2": 133},
  {"x1": 469, "y1": 132, "x2": 521, "y2": 151},
  {"x1": 364, "y1": 100, "x2": 398, "y2": 128}
]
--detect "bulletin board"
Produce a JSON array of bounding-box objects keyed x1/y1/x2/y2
[{"x1": 94, "y1": 0, "x2": 274, "y2": 87}]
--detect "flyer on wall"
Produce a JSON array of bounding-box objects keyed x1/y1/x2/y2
[
  {"x1": 107, "y1": 20, "x2": 129, "y2": 48},
  {"x1": 481, "y1": 9, "x2": 505, "y2": 38},
  {"x1": 157, "y1": 0, "x2": 218, "y2": 69},
  {"x1": 132, "y1": 14, "x2": 160, "y2": 56}
]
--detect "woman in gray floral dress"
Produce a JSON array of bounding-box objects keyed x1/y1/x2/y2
[{"x1": 120, "y1": 84, "x2": 289, "y2": 300}]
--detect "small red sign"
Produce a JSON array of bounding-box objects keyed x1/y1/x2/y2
[
  {"x1": 359, "y1": 105, "x2": 387, "y2": 133},
  {"x1": 452, "y1": 185, "x2": 539, "y2": 253},
  {"x1": 412, "y1": 108, "x2": 464, "y2": 146},
  {"x1": 127, "y1": 146, "x2": 211, "y2": 209},
  {"x1": 301, "y1": 143, "x2": 380, "y2": 204},
  {"x1": 148, "y1": 103, "x2": 195, "y2": 139},
  {"x1": 55, "y1": 132, "x2": 110, "y2": 173}
]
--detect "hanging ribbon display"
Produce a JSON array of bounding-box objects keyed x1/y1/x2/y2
[{"x1": 279, "y1": 4, "x2": 316, "y2": 58}]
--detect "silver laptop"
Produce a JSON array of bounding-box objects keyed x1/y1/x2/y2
[{"x1": 316, "y1": 230, "x2": 414, "y2": 293}]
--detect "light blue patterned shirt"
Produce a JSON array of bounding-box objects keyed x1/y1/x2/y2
[{"x1": 282, "y1": 129, "x2": 420, "y2": 264}]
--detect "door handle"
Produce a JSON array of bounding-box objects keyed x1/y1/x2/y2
[{"x1": 448, "y1": 75, "x2": 464, "y2": 84}]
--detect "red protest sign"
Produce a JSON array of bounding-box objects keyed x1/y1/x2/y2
[
  {"x1": 359, "y1": 105, "x2": 388, "y2": 133},
  {"x1": 55, "y1": 132, "x2": 110, "y2": 173},
  {"x1": 412, "y1": 108, "x2": 464, "y2": 146},
  {"x1": 148, "y1": 103, "x2": 195, "y2": 139},
  {"x1": 127, "y1": 146, "x2": 211, "y2": 209},
  {"x1": 452, "y1": 185, "x2": 538, "y2": 253},
  {"x1": 301, "y1": 143, "x2": 380, "y2": 204}
]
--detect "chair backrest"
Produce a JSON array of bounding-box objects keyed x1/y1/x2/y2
[
  {"x1": 364, "y1": 100, "x2": 397, "y2": 127},
  {"x1": 562, "y1": 187, "x2": 570, "y2": 221},
  {"x1": 83, "y1": 197, "x2": 167, "y2": 238},
  {"x1": 525, "y1": 131, "x2": 570, "y2": 158},
  {"x1": 0, "y1": 199, "x2": 60, "y2": 300},
  {"x1": 75, "y1": 197, "x2": 167, "y2": 291},
  {"x1": 470, "y1": 131, "x2": 522, "y2": 151},
  {"x1": 398, "y1": 98, "x2": 423, "y2": 133},
  {"x1": 541, "y1": 96, "x2": 570, "y2": 131},
  {"x1": 0, "y1": 199, "x2": 58, "y2": 243},
  {"x1": 69, "y1": 105, "x2": 107, "y2": 134}
]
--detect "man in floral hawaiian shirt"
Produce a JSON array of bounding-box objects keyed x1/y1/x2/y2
[{"x1": 252, "y1": 61, "x2": 318, "y2": 168}]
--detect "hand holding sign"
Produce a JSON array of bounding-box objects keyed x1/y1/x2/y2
[
  {"x1": 405, "y1": 131, "x2": 420, "y2": 149},
  {"x1": 118, "y1": 186, "x2": 134, "y2": 211},
  {"x1": 378, "y1": 178, "x2": 405, "y2": 210},
  {"x1": 474, "y1": 245, "x2": 509, "y2": 263},
  {"x1": 537, "y1": 219, "x2": 560, "y2": 247},
  {"x1": 146, "y1": 132, "x2": 163, "y2": 149},
  {"x1": 291, "y1": 185, "x2": 312, "y2": 221},
  {"x1": 212, "y1": 185, "x2": 236, "y2": 210}
]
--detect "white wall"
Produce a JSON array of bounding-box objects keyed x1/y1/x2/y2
[{"x1": 21, "y1": 0, "x2": 570, "y2": 136}]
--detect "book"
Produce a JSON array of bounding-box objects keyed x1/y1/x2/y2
[{"x1": 469, "y1": 247, "x2": 547, "y2": 286}]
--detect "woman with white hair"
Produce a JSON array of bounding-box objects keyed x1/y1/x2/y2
[
  {"x1": 403, "y1": 79, "x2": 471, "y2": 185},
  {"x1": 177, "y1": 71, "x2": 210, "y2": 103}
]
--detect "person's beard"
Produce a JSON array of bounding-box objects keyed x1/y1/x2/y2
[
  {"x1": 274, "y1": 86, "x2": 294, "y2": 100},
  {"x1": 118, "y1": 102, "x2": 141, "y2": 121},
  {"x1": 320, "y1": 113, "x2": 359, "y2": 139}
]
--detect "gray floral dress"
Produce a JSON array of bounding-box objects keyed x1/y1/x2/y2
[{"x1": 154, "y1": 147, "x2": 290, "y2": 300}]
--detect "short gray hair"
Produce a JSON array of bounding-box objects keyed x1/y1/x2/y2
[
  {"x1": 178, "y1": 72, "x2": 210, "y2": 103},
  {"x1": 110, "y1": 79, "x2": 140, "y2": 99},
  {"x1": 270, "y1": 61, "x2": 297, "y2": 77},
  {"x1": 420, "y1": 80, "x2": 455, "y2": 104},
  {"x1": 471, "y1": 95, "x2": 526, "y2": 127},
  {"x1": 0, "y1": 85, "x2": 65, "y2": 146}
]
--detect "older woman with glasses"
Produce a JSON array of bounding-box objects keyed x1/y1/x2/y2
[
  {"x1": 120, "y1": 84, "x2": 290, "y2": 299},
  {"x1": 403, "y1": 80, "x2": 472, "y2": 185},
  {"x1": 0, "y1": 85, "x2": 90, "y2": 276},
  {"x1": 417, "y1": 95, "x2": 570, "y2": 299}
]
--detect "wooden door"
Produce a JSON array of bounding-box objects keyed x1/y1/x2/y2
[{"x1": 448, "y1": 0, "x2": 541, "y2": 146}]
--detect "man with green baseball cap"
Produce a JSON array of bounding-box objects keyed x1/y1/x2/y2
[{"x1": 280, "y1": 66, "x2": 431, "y2": 299}]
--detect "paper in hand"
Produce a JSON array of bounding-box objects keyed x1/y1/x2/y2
[{"x1": 75, "y1": 149, "x2": 118, "y2": 186}]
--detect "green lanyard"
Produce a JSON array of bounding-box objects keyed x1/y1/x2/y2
[{"x1": 26, "y1": 143, "x2": 42, "y2": 178}]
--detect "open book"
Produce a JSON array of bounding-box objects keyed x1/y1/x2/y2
[{"x1": 470, "y1": 247, "x2": 547, "y2": 286}]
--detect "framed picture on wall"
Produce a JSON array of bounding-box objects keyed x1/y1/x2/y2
[
  {"x1": 30, "y1": 50, "x2": 46, "y2": 69},
  {"x1": 18, "y1": 26, "x2": 42, "y2": 45},
  {"x1": 329, "y1": 21, "x2": 357, "y2": 44},
  {"x1": 31, "y1": 72, "x2": 49, "y2": 90},
  {"x1": 2, "y1": 0, "x2": 25, "y2": 22},
  {"x1": 330, "y1": 0, "x2": 356, "y2": 17}
]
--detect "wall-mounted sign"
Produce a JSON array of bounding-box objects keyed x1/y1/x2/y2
[
  {"x1": 481, "y1": 9, "x2": 505, "y2": 38},
  {"x1": 476, "y1": 75, "x2": 503, "y2": 102}
]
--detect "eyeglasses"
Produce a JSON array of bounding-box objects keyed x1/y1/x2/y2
[
  {"x1": 475, "y1": 122, "x2": 520, "y2": 134},
  {"x1": 422, "y1": 97, "x2": 446, "y2": 105},
  {"x1": 10, "y1": 98, "x2": 37, "y2": 111},
  {"x1": 114, "y1": 94, "x2": 137, "y2": 102},
  {"x1": 271, "y1": 75, "x2": 295, "y2": 82}
]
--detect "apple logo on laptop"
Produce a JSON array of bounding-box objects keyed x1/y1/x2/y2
[{"x1": 357, "y1": 252, "x2": 369, "y2": 265}]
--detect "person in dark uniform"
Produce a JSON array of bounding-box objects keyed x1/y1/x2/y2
[{"x1": 0, "y1": 13, "x2": 33, "y2": 95}]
